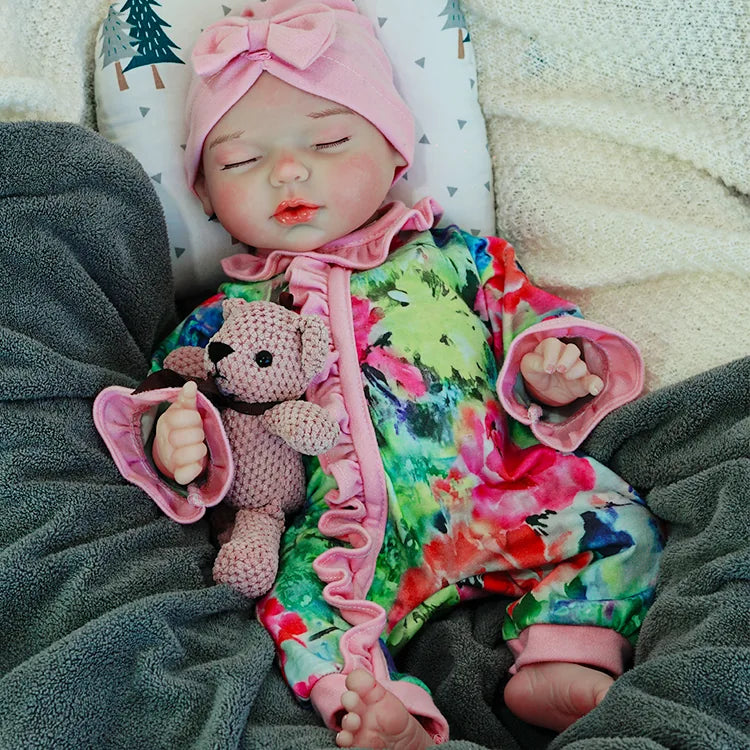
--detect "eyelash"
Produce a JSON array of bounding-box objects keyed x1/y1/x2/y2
[
  {"x1": 221, "y1": 137, "x2": 350, "y2": 170},
  {"x1": 222, "y1": 158, "x2": 259, "y2": 170},
  {"x1": 315, "y1": 137, "x2": 350, "y2": 150}
]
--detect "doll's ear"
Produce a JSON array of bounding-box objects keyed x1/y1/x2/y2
[
  {"x1": 297, "y1": 315, "x2": 330, "y2": 380},
  {"x1": 193, "y1": 170, "x2": 214, "y2": 217}
]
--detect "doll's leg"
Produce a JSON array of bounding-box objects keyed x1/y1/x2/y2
[
  {"x1": 335, "y1": 669, "x2": 436, "y2": 749},
  {"x1": 503, "y1": 661, "x2": 614, "y2": 732},
  {"x1": 496, "y1": 463, "x2": 664, "y2": 730},
  {"x1": 260, "y1": 467, "x2": 448, "y2": 745}
]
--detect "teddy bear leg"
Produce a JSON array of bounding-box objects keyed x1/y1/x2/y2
[{"x1": 212, "y1": 507, "x2": 286, "y2": 598}]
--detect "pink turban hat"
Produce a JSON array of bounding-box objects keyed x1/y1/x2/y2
[{"x1": 184, "y1": 0, "x2": 414, "y2": 194}]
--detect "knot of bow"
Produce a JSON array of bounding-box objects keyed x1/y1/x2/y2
[{"x1": 192, "y1": 4, "x2": 337, "y2": 76}]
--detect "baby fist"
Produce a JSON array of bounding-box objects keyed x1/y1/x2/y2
[
  {"x1": 520, "y1": 338, "x2": 603, "y2": 407},
  {"x1": 153, "y1": 381, "x2": 208, "y2": 484}
]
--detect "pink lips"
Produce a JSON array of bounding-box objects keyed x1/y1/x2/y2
[{"x1": 273, "y1": 199, "x2": 320, "y2": 225}]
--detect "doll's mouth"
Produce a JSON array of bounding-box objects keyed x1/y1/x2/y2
[{"x1": 273, "y1": 200, "x2": 320, "y2": 225}]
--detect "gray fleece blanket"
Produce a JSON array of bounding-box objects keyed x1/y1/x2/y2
[{"x1": 1, "y1": 122, "x2": 748, "y2": 750}]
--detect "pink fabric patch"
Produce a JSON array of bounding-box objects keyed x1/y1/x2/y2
[{"x1": 507, "y1": 623, "x2": 632, "y2": 676}]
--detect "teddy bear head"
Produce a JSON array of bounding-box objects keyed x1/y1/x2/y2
[{"x1": 203, "y1": 298, "x2": 330, "y2": 403}]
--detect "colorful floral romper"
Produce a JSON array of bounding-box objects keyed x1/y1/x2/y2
[{"x1": 151, "y1": 199, "x2": 664, "y2": 741}]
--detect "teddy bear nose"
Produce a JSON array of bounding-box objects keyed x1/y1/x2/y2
[{"x1": 207, "y1": 341, "x2": 234, "y2": 364}]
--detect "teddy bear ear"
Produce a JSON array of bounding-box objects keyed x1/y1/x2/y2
[
  {"x1": 221, "y1": 297, "x2": 248, "y2": 319},
  {"x1": 297, "y1": 315, "x2": 331, "y2": 380}
]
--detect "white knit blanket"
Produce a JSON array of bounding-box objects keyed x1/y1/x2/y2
[
  {"x1": 462, "y1": 0, "x2": 750, "y2": 389},
  {"x1": 2, "y1": 0, "x2": 747, "y2": 389},
  {"x1": 0, "y1": 0, "x2": 111, "y2": 127}
]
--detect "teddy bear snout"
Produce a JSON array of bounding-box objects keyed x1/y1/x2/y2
[{"x1": 208, "y1": 341, "x2": 234, "y2": 364}]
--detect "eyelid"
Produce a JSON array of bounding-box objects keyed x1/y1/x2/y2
[{"x1": 315, "y1": 137, "x2": 351, "y2": 150}]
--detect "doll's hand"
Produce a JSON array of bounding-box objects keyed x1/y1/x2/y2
[
  {"x1": 520, "y1": 338, "x2": 603, "y2": 407},
  {"x1": 152, "y1": 381, "x2": 208, "y2": 484}
]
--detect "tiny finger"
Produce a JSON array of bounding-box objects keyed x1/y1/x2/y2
[
  {"x1": 169, "y1": 427, "x2": 206, "y2": 448},
  {"x1": 174, "y1": 463, "x2": 202, "y2": 486},
  {"x1": 556, "y1": 343, "x2": 582, "y2": 373},
  {"x1": 177, "y1": 380, "x2": 198, "y2": 409},
  {"x1": 174, "y1": 442, "x2": 208, "y2": 467},
  {"x1": 165, "y1": 408, "x2": 203, "y2": 429},
  {"x1": 563, "y1": 359, "x2": 589, "y2": 381},
  {"x1": 520, "y1": 351, "x2": 545, "y2": 377},
  {"x1": 539, "y1": 338, "x2": 564, "y2": 373},
  {"x1": 586, "y1": 374, "x2": 604, "y2": 396}
]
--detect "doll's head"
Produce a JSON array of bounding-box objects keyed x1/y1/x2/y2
[{"x1": 184, "y1": 0, "x2": 414, "y2": 253}]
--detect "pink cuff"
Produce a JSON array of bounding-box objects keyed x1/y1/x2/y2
[
  {"x1": 93, "y1": 385, "x2": 234, "y2": 523},
  {"x1": 310, "y1": 672, "x2": 449, "y2": 744},
  {"x1": 498, "y1": 317, "x2": 644, "y2": 452},
  {"x1": 507, "y1": 624, "x2": 632, "y2": 676}
]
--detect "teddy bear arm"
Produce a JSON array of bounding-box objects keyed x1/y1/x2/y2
[
  {"x1": 263, "y1": 401, "x2": 340, "y2": 455},
  {"x1": 163, "y1": 346, "x2": 208, "y2": 379}
]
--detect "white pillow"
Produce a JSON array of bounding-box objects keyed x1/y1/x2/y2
[{"x1": 95, "y1": 0, "x2": 495, "y2": 299}]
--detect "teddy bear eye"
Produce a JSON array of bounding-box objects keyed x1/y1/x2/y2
[{"x1": 255, "y1": 350, "x2": 273, "y2": 368}]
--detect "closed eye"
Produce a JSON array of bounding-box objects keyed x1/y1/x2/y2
[
  {"x1": 222, "y1": 157, "x2": 259, "y2": 170},
  {"x1": 315, "y1": 137, "x2": 350, "y2": 150}
]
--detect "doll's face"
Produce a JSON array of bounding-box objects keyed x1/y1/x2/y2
[{"x1": 195, "y1": 73, "x2": 407, "y2": 253}]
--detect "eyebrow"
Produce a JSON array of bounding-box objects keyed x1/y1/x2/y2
[
  {"x1": 207, "y1": 107, "x2": 353, "y2": 150},
  {"x1": 208, "y1": 130, "x2": 245, "y2": 150},
  {"x1": 307, "y1": 106, "x2": 354, "y2": 119}
]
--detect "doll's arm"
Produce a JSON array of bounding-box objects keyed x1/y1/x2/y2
[
  {"x1": 263, "y1": 401, "x2": 340, "y2": 455},
  {"x1": 464, "y1": 231, "x2": 643, "y2": 451},
  {"x1": 152, "y1": 347, "x2": 210, "y2": 483},
  {"x1": 93, "y1": 382, "x2": 232, "y2": 523}
]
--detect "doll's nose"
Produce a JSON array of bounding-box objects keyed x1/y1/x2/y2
[
  {"x1": 269, "y1": 153, "x2": 309, "y2": 186},
  {"x1": 207, "y1": 341, "x2": 234, "y2": 364}
]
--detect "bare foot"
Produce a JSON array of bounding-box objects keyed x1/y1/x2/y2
[
  {"x1": 504, "y1": 661, "x2": 613, "y2": 732},
  {"x1": 335, "y1": 669, "x2": 435, "y2": 750}
]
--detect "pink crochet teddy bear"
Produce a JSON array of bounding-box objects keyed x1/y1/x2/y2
[
  {"x1": 94, "y1": 299, "x2": 339, "y2": 599},
  {"x1": 163, "y1": 298, "x2": 340, "y2": 597}
]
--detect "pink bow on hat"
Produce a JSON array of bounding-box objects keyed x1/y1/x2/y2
[{"x1": 193, "y1": 4, "x2": 337, "y2": 76}]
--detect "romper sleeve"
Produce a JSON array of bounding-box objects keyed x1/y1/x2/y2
[
  {"x1": 94, "y1": 293, "x2": 235, "y2": 524},
  {"x1": 463, "y1": 230, "x2": 644, "y2": 452}
]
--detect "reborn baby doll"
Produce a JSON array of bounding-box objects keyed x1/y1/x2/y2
[{"x1": 141, "y1": 1, "x2": 665, "y2": 747}]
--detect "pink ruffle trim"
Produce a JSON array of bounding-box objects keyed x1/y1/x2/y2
[
  {"x1": 286, "y1": 257, "x2": 390, "y2": 674},
  {"x1": 221, "y1": 197, "x2": 442, "y2": 281},
  {"x1": 280, "y1": 198, "x2": 441, "y2": 676}
]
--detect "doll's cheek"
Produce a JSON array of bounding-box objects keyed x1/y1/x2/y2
[
  {"x1": 330, "y1": 154, "x2": 391, "y2": 209},
  {"x1": 209, "y1": 181, "x2": 245, "y2": 215}
]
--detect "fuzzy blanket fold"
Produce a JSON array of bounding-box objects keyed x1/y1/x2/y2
[{"x1": 1, "y1": 122, "x2": 748, "y2": 750}]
